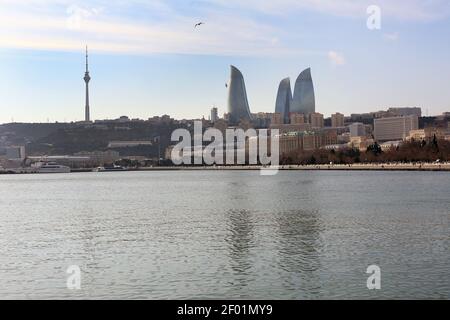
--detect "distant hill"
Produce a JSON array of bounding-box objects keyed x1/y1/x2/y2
[
  {"x1": 0, "y1": 121, "x2": 187, "y2": 157},
  {"x1": 0, "y1": 123, "x2": 75, "y2": 145}
]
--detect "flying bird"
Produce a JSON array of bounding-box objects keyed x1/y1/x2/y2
[{"x1": 194, "y1": 22, "x2": 204, "y2": 28}]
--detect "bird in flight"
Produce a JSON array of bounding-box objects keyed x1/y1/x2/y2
[{"x1": 194, "y1": 22, "x2": 204, "y2": 28}]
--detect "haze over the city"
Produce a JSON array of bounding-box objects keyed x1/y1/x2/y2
[{"x1": 1, "y1": 0, "x2": 450, "y2": 124}]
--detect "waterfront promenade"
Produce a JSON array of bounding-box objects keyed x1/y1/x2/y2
[
  {"x1": 137, "y1": 162, "x2": 450, "y2": 172},
  {"x1": 2, "y1": 162, "x2": 450, "y2": 174}
]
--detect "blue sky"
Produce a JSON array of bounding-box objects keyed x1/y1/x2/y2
[{"x1": 1, "y1": 0, "x2": 450, "y2": 123}]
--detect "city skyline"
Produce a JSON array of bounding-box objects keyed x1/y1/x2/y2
[
  {"x1": 1, "y1": 0, "x2": 450, "y2": 123},
  {"x1": 1, "y1": 0, "x2": 450, "y2": 304}
]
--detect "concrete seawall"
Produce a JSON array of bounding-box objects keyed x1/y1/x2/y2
[
  {"x1": 136, "y1": 163, "x2": 450, "y2": 172},
  {"x1": 2, "y1": 163, "x2": 450, "y2": 174}
]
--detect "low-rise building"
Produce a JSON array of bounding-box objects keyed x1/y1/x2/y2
[
  {"x1": 424, "y1": 127, "x2": 450, "y2": 140},
  {"x1": 74, "y1": 150, "x2": 120, "y2": 166},
  {"x1": 407, "y1": 127, "x2": 450, "y2": 141},
  {"x1": 270, "y1": 123, "x2": 311, "y2": 134},
  {"x1": 107, "y1": 141, "x2": 153, "y2": 148},
  {"x1": 407, "y1": 129, "x2": 426, "y2": 141},
  {"x1": 380, "y1": 141, "x2": 403, "y2": 151},
  {"x1": 349, "y1": 136, "x2": 374, "y2": 152},
  {"x1": 387, "y1": 107, "x2": 422, "y2": 117},
  {"x1": 322, "y1": 144, "x2": 349, "y2": 151},
  {"x1": 252, "y1": 112, "x2": 272, "y2": 128},
  {"x1": 349, "y1": 123, "x2": 366, "y2": 138},
  {"x1": 279, "y1": 130, "x2": 338, "y2": 154},
  {"x1": 271, "y1": 113, "x2": 283, "y2": 125},
  {"x1": 290, "y1": 113, "x2": 305, "y2": 125},
  {"x1": 338, "y1": 132, "x2": 351, "y2": 144}
]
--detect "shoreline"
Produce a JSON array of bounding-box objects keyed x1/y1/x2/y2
[
  {"x1": 135, "y1": 163, "x2": 450, "y2": 172},
  {"x1": 2, "y1": 163, "x2": 450, "y2": 174}
]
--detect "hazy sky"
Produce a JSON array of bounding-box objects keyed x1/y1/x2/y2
[{"x1": 1, "y1": 0, "x2": 450, "y2": 123}]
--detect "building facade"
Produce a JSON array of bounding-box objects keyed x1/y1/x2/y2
[
  {"x1": 374, "y1": 115, "x2": 419, "y2": 142},
  {"x1": 310, "y1": 113, "x2": 324, "y2": 129},
  {"x1": 408, "y1": 127, "x2": 450, "y2": 141},
  {"x1": 271, "y1": 113, "x2": 283, "y2": 125},
  {"x1": 74, "y1": 150, "x2": 120, "y2": 166},
  {"x1": 290, "y1": 113, "x2": 305, "y2": 125},
  {"x1": 387, "y1": 107, "x2": 422, "y2": 117},
  {"x1": 331, "y1": 113, "x2": 345, "y2": 128},
  {"x1": 210, "y1": 107, "x2": 219, "y2": 123},
  {"x1": 349, "y1": 136, "x2": 374, "y2": 152},
  {"x1": 349, "y1": 123, "x2": 366, "y2": 137},
  {"x1": 278, "y1": 130, "x2": 338, "y2": 154}
]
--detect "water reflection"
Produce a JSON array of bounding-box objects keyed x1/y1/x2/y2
[
  {"x1": 225, "y1": 209, "x2": 255, "y2": 276},
  {"x1": 276, "y1": 209, "x2": 323, "y2": 270},
  {"x1": 222, "y1": 173, "x2": 255, "y2": 270},
  {"x1": 275, "y1": 209, "x2": 324, "y2": 297}
]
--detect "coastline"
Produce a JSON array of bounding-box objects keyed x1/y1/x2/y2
[
  {"x1": 135, "y1": 163, "x2": 450, "y2": 172},
  {"x1": 2, "y1": 163, "x2": 450, "y2": 174}
]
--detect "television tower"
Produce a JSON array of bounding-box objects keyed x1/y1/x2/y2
[{"x1": 84, "y1": 46, "x2": 91, "y2": 122}]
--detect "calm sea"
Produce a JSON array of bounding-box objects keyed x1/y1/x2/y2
[{"x1": 0, "y1": 171, "x2": 448, "y2": 299}]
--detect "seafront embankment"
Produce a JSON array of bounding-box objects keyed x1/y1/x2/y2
[
  {"x1": 2, "y1": 162, "x2": 450, "y2": 174},
  {"x1": 137, "y1": 162, "x2": 450, "y2": 172}
]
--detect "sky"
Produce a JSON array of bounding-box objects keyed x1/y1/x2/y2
[{"x1": 1, "y1": 0, "x2": 450, "y2": 123}]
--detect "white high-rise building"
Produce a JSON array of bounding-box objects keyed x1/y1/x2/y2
[
  {"x1": 374, "y1": 115, "x2": 419, "y2": 142},
  {"x1": 210, "y1": 107, "x2": 219, "y2": 123}
]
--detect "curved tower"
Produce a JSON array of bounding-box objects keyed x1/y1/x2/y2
[
  {"x1": 227, "y1": 65, "x2": 252, "y2": 125},
  {"x1": 275, "y1": 78, "x2": 292, "y2": 124},
  {"x1": 291, "y1": 68, "x2": 315, "y2": 115}
]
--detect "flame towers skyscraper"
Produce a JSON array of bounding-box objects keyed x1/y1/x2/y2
[
  {"x1": 83, "y1": 46, "x2": 91, "y2": 122},
  {"x1": 291, "y1": 68, "x2": 315, "y2": 115},
  {"x1": 227, "y1": 65, "x2": 253, "y2": 125},
  {"x1": 275, "y1": 78, "x2": 292, "y2": 124},
  {"x1": 274, "y1": 68, "x2": 316, "y2": 123}
]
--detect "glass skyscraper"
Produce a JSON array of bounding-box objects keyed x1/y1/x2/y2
[
  {"x1": 291, "y1": 68, "x2": 315, "y2": 115},
  {"x1": 227, "y1": 65, "x2": 253, "y2": 125},
  {"x1": 275, "y1": 78, "x2": 292, "y2": 125},
  {"x1": 274, "y1": 68, "x2": 316, "y2": 124}
]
